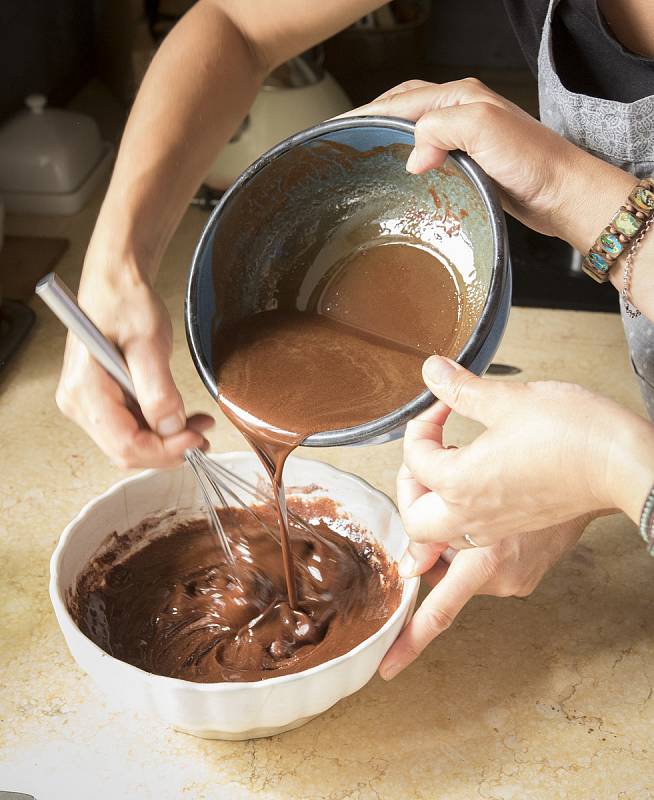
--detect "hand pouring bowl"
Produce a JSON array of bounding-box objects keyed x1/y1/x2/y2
[{"x1": 186, "y1": 116, "x2": 511, "y2": 446}]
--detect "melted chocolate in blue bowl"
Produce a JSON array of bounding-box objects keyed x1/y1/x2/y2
[{"x1": 186, "y1": 116, "x2": 511, "y2": 448}]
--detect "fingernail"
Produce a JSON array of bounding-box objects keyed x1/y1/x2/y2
[
  {"x1": 380, "y1": 661, "x2": 400, "y2": 681},
  {"x1": 406, "y1": 147, "x2": 420, "y2": 173},
  {"x1": 398, "y1": 551, "x2": 417, "y2": 578},
  {"x1": 423, "y1": 356, "x2": 456, "y2": 386},
  {"x1": 157, "y1": 411, "x2": 185, "y2": 437},
  {"x1": 187, "y1": 416, "x2": 216, "y2": 433}
]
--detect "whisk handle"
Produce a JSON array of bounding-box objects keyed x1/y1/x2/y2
[{"x1": 36, "y1": 272, "x2": 138, "y2": 402}]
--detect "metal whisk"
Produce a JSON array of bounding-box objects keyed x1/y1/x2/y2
[
  {"x1": 184, "y1": 451, "x2": 317, "y2": 541},
  {"x1": 36, "y1": 272, "x2": 274, "y2": 565}
]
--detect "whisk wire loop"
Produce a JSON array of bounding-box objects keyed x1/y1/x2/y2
[{"x1": 185, "y1": 449, "x2": 236, "y2": 565}]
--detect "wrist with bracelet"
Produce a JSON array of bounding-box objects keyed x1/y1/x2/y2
[{"x1": 582, "y1": 176, "x2": 654, "y2": 318}]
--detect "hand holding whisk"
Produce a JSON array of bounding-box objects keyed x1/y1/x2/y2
[{"x1": 36, "y1": 272, "x2": 237, "y2": 564}]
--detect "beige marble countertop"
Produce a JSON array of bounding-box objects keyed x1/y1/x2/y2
[{"x1": 2, "y1": 191, "x2": 654, "y2": 800}]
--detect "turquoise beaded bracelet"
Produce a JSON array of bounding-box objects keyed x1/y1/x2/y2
[{"x1": 582, "y1": 177, "x2": 654, "y2": 283}]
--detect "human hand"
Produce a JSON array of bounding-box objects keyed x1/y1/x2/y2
[
  {"x1": 380, "y1": 513, "x2": 594, "y2": 680},
  {"x1": 397, "y1": 356, "x2": 654, "y2": 545},
  {"x1": 56, "y1": 259, "x2": 214, "y2": 468},
  {"x1": 346, "y1": 79, "x2": 636, "y2": 258}
]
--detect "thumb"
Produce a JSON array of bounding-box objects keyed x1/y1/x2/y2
[
  {"x1": 380, "y1": 550, "x2": 487, "y2": 679},
  {"x1": 398, "y1": 541, "x2": 448, "y2": 578},
  {"x1": 125, "y1": 337, "x2": 187, "y2": 437},
  {"x1": 422, "y1": 356, "x2": 493, "y2": 425}
]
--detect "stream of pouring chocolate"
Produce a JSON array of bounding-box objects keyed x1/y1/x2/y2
[
  {"x1": 70, "y1": 242, "x2": 462, "y2": 683},
  {"x1": 214, "y1": 242, "x2": 463, "y2": 610}
]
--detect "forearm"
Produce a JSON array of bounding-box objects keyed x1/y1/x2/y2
[
  {"x1": 87, "y1": 0, "x2": 382, "y2": 284},
  {"x1": 547, "y1": 147, "x2": 654, "y2": 520},
  {"x1": 89, "y1": 2, "x2": 266, "y2": 279}
]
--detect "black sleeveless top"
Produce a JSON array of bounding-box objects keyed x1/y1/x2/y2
[{"x1": 502, "y1": 0, "x2": 653, "y2": 102}]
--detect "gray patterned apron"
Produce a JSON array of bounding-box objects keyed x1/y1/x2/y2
[{"x1": 537, "y1": 0, "x2": 654, "y2": 419}]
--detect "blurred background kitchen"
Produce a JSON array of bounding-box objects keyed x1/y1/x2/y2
[{"x1": 0, "y1": 0, "x2": 618, "y2": 377}]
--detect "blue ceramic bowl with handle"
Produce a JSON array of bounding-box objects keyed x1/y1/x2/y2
[{"x1": 185, "y1": 116, "x2": 511, "y2": 447}]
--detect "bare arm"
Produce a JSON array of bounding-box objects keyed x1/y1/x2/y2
[
  {"x1": 93, "y1": 0, "x2": 383, "y2": 273},
  {"x1": 60, "y1": 0, "x2": 384, "y2": 468}
]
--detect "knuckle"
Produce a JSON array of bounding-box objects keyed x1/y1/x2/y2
[
  {"x1": 111, "y1": 454, "x2": 133, "y2": 470},
  {"x1": 397, "y1": 78, "x2": 430, "y2": 92},
  {"x1": 113, "y1": 439, "x2": 137, "y2": 467},
  {"x1": 476, "y1": 551, "x2": 502, "y2": 582},
  {"x1": 448, "y1": 373, "x2": 477, "y2": 409},
  {"x1": 403, "y1": 419, "x2": 421, "y2": 440},
  {"x1": 137, "y1": 329, "x2": 172, "y2": 358},
  {"x1": 534, "y1": 380, "x2": 587, "y2": 400},
  {"x1": 434, "y1": 468, "x2": 459, "y2": 496},
  {"x1": 376, "y1": 91, "x2": 400, "y2": 108},
  {"x1": 402, "y1": 641, "x2": 422, "y2": 663},
  {"x1": 481, "y1": 546, "x2": 503, "y2": 571},
  {"x1": 414, "y1": 113, "x2": 432, "y2": 136},
  {"x1": 145, "y1": 313, "x2": 172, "y2": 340},
  {"x1": 469, "y1": 100, "x2": 500, "y2": 123},
  {"x1": 141, "y1": 389, "x2": 177, "y2": 419},
  {"x1": 514, "y1": 583, "x2": 536, "y2": 598},
  {"x1": 463, "y1": 76, "x2": 486, "y2": 89},
  {"x1": 381, "y1": 78, "x2": 429, "y2": 98},
  {"x1": 486, "y1": 540, "x2": 515, "y2": 570},
  {"x1": 403, "y1": 514, "x2": 432, "y2": 544},
  {"x1": 422, "y1": 606, "x2": 454, "y2": 636},
  {"x1": 123, "y1": 307, "x2": 172, "y2": 351}
]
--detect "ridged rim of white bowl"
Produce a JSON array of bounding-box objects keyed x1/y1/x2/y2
[{"x1": 50, "y1": 452, "x2": 418, "y2": 692}]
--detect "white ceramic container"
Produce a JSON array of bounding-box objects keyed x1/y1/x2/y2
[
  {"x1": 0, "y1": 95, "x2": 113, "y2": 214},
  {"x1": 50, "y1": 452, "x2": 418, "y2": 740}
]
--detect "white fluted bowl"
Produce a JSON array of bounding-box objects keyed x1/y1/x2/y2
[{"x1": 50, "y1": 452, "x2": 418, "y2": 740}]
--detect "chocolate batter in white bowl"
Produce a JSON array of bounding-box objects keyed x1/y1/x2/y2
[{"x1": 50, "y1": 452, "x2": 419, "y2": 740}]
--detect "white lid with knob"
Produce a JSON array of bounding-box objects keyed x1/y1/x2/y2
[
  {"x1": 0, "y1": 95, "x2": 105, "y2": 195},
  {"x1": 25, "y1": 93, "x2": 47, "y2": 114}
]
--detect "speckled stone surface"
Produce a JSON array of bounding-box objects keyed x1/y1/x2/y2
[{"x1": 1, "y1": 188, "x2": 654, "y2": 800}]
